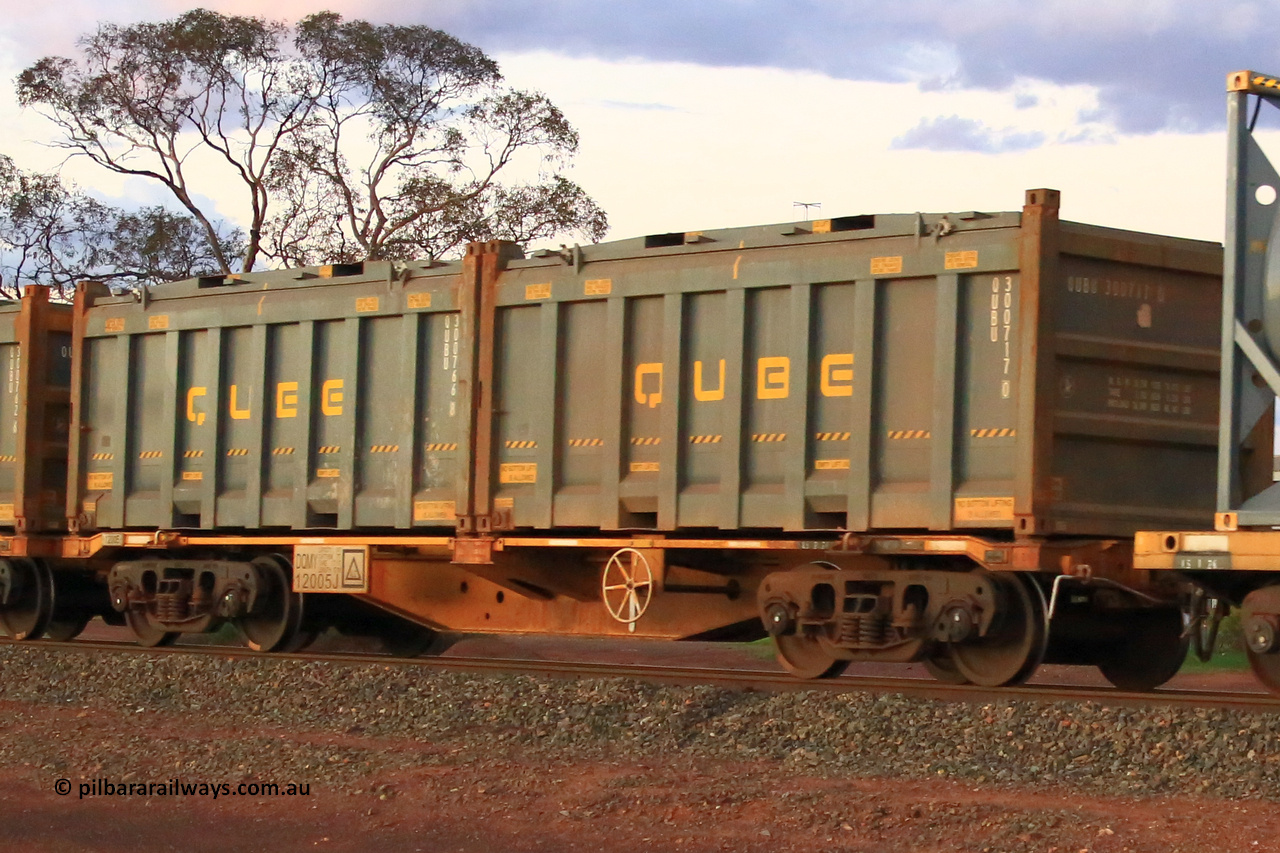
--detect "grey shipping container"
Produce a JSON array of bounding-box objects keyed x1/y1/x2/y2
[
  {"x1": 69, "y1": 265, "x2": 472, "y2": 532},
  {"x1": 481, "y1": 189, "x2": 1229, "y2": 537},
  {"x1": 68, "y1": 189, "x2": 1233, "y2": 537}
]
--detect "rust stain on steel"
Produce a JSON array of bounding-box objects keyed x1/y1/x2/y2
[
  {"x1": 462, "y1": 240, "x2": 523, "y2": 533},
  {"x1": 2, "y1": 286, "x2": 74, "y2": 533},
  {"x1": 1015, "y1": 189, "x2": 1059, "y2": 537},
  {"x1": 367, "y1": 553, "x2": 760, "y2": 639}
]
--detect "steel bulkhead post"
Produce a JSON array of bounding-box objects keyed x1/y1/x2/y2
[
  {"x1": 929, "y1": 274, "x2": 960, "y2": 531},
  {"x1": 657, "y1": 294, "x2": 683, "y2": 529},
  {"x1": 65, "y1": 282, "x2": 107, "y2": 531},
  {"x1": 845, "y1": 279, "x2": 877, "y2": 532},
  {"x1": 783, "y1": 284, "x2": 813, "y2": 531},
  {"x1": 717, "y1": 288, "x2": 747, "y2": 530},
  {"x1": 14, "y1": 286, "x2": 41, "y2": 532},
  {"x1": 1014, "y1": 188, "x2": 1061, "y2": 537}
]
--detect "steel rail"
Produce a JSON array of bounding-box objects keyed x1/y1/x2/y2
[{"x1": 1, "y1": 637, "x2": 1277, "y2": 713}]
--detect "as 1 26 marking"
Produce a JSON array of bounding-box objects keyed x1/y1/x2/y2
[{"x1": 1173, "y1": 553, "x2": 1232, "y2": 571}]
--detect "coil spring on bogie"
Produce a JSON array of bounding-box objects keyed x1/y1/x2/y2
[
  {"x1": 837, "y1": 612, "x2": 889, "y2": 648},
  {"x1": 154, "y1": 579, "x2": 189, "y2": 622},
  {"x1": 838, "y1": 615, "x2": 861, "y2": 646},
  {"x1": 860, "y1": 612, "x2": 887, "y2": 646},
  {"x1": 154, "y1": 593, "x2": 187, "y2": 622}
]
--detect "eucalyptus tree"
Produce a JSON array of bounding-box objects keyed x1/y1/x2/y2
[
  {"x1": 0, "y1": 154, "x2": 241, "y2": 298},
  {"x1": 17, "y1": 9, "x2": 607, "y2": 272}
]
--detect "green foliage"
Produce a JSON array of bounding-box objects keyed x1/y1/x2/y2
[
  {"x1": 0, "y1": 154, "x2": 240, "y2": 297},
  {"x1": 16, "y1": 10, "x2": 292, "y2": 273},
  {"x1": 15, "y1": 9, "x2": 607, "y2": 273},
  {"x1": 1180, "y1": 608, "x2": 1250, "y2": 672}
]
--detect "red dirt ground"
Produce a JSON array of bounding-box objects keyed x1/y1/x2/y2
[
  {"x1": 3, "y1": 627, "x2": 1273, "y2": 852},
  {"x1": 2, "y1": 734, "x2": 1277, "y2": 853}
]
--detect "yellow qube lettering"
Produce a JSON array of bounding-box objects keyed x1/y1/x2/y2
[
  {"x1": 820, "y1": 353, "x2": 854, "y2": 397},
  {"x1": 229, "y1": 385, "x2": 251, "y2": 420},
  {"x1": 634, "y1": 363, "x2": 663, "y2": 408},
  {"x1": 276, "y1": 382, "x2": 299, "y2": 418},
  {"x1": 693, "y1": 359, "x2": 725, "y2": 402},
  {"x1": 186, "y1": 387, "x2": 207, "y2": 425},
  {"x1": 756, "y1": 357, "x2": 789, "y2": 400},
  {"x1": 322, "y1": 379, "x2": 344, "y2": 416}
]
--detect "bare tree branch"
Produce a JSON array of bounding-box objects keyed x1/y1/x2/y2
[
  {"x1": 0, "y1": 153, "x2": 242, "y2": 296},
  {"x1": 17, "y1": 10, "x2": 607, "y2": 271}
]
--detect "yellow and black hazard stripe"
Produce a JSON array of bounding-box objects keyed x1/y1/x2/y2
[
  {"x1": 689, "y1": 434, "x2": 724, "y2": 444},
  {"x1": 630, "y1": 437, "x2": 661, "y2": 446},
  {"x1": 370, "y1": 444, "x2": 400, "y2": 453},
  {"x1": 424, "y1": 442, "x2": 459, "y2": 452},
  {"x1": 568, "y1": 438, "x2": 604, "y2": 447},
  {"x1": 90, "y1": 453, "x2": 115, "y2": 461},
  {"x1": 505, "y1": 440, "x2": 537, "y2": 449},
  {"x1": 317, "y1": 445, "x2": 341, "y2": 454},
  {"x1": 138, "y1": 450, "x2": 165, "y2": 459},
  {"x1": 814, "y1": 432, "x2": 851, "y2": 441},
  {"x1": 271, "y1": 447, "x2": 294, "y2": 455},
  {"x1": 886, "y1": 430, "x2": 931, "y2": 440},
  {"x1": 751, "y1": 433, "x2": 787, "y2": 442},
  {"x1": 226, "y1": 448, "x2": 249, "y2": 457},
  {"x1": 183, "y1": 450, "x2": 204, "y2": 458},
  {"x1": 970, "y1": 428, "x2": 1016, "y2": 438}
]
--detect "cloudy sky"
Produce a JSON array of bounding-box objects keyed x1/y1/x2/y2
[{"x1": 3, "y1": 1, "x2": 1280, "y2": 245}]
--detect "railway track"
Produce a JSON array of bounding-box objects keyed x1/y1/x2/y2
[{"x1": 3, "y1": 636, "x2": 1277, "y2": 714}]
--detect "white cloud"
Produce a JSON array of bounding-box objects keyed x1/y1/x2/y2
[
  {"x1": 891, "y1": 116, "x2": 1046, "y2": 154},
  {"x1": 495, "y1": 53, "x2": 1226, "y2": 244},
  {"x1": 0, "y1": 5, "x2": 1249, "y2": 255}
]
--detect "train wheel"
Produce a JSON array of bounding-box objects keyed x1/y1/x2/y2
[
  {"x1": 45, "y1": 615, "x2": 92, "y2": 642},
  {"x1": 774, "y1": 632, "x2": 850, "y2": 679},
  {"x1": 948, "y1": 574, "x2": 1047, "y2": 687},
  {"x1": 237, "y1": 555, "x2": 304, "y2": 653},
  {"x1": 282, "y1": 629, "x2": 319, "y2": 654},
  {"x1": 1247, "y1": 646, "x2": 1280, "y2": 693},
  {"x1": 124, "y1": 610, "x2": 178, "y2": 647},
  {"x1": 0, "y1": 558, "x2": 53, "y2": 641},
  {"x1": 923, "y1": 650, "x2": 970, "y2": 684},
  {"x1": 380, "y1": 620, "x2": 450, "y2": 658},
  {"x1": 1096, "y1": 608, "x2": 1187, "y2": 691},
  {"x1": 1242, "y1": 585, "x2": 1280, "y2": 694}
]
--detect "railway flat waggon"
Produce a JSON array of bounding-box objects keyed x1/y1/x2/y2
[
  {"x1": 0, "y1": 188, "x2": 1232, "y2": 690},
  {"x1": 9, "y1": 71, "x2": 1279, "y2": 691}
]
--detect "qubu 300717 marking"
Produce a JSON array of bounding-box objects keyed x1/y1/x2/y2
[
  {"x1": 991, "y1": 276, "x2": 1014, "y2": 400},
  {"x1": 1066, "y1": 276, "x2": 1167, "y2": 303}
]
